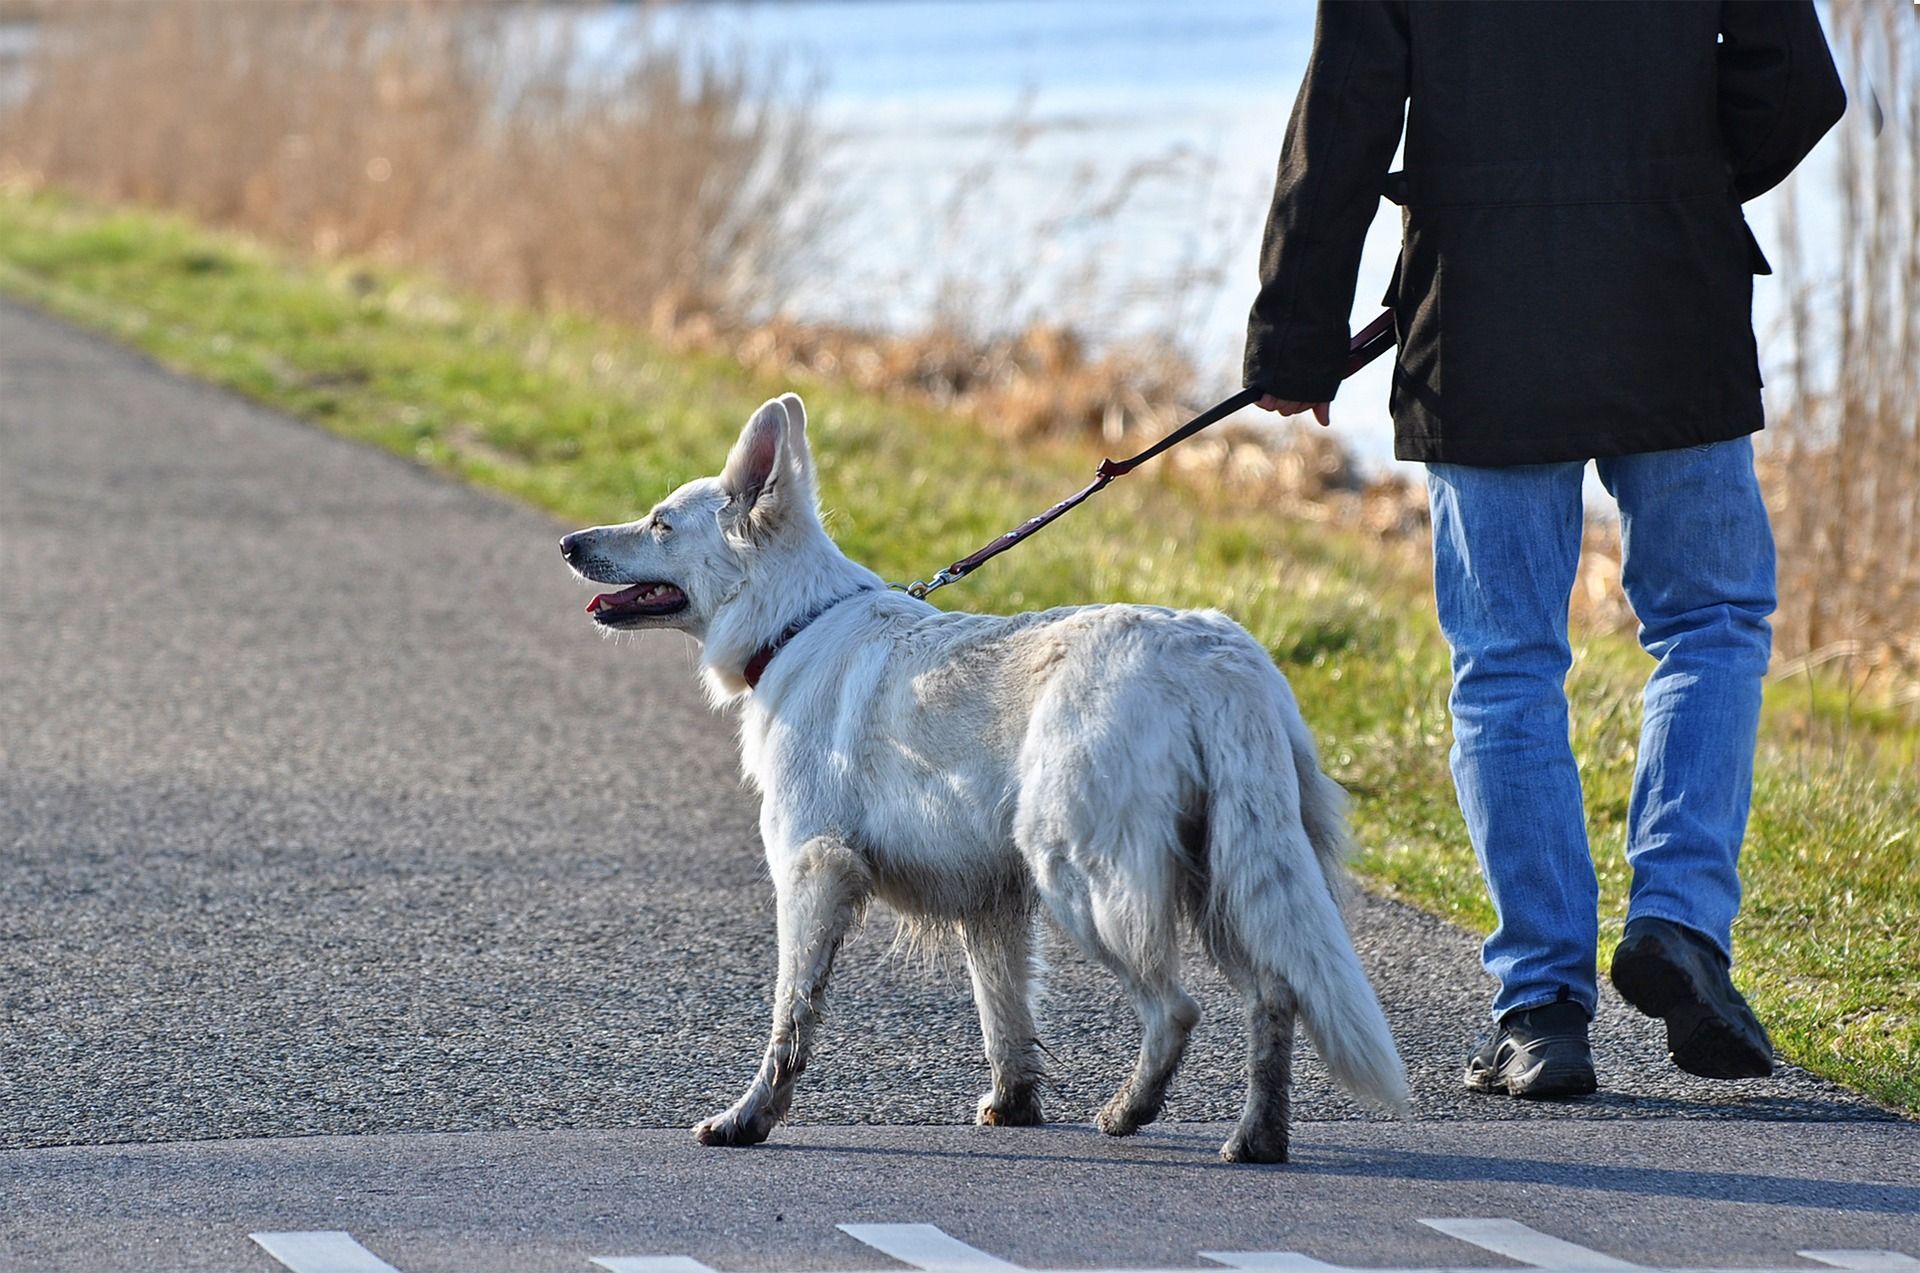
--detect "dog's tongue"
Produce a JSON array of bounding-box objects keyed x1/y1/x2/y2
[{"x1": 586, "y1": 583, "x2": 650, "y2": 614}]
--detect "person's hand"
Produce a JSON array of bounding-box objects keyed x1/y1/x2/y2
[{"x1": 1256, "y1": 395, "x2": 1331, "y2": 427}]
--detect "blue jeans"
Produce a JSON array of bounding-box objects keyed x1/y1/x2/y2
[{"x1": 1426, "y1": 438, "x2": 1776, "y2": 1021}]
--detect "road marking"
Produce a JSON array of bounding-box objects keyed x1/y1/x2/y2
[
  {"x1": 247, "y1": 1221, "x2": 1920, "y2": 1273},
  {"x1": 840, "y1": 1223, "x2": 1026, "y2": 1273},
  {"x1": 1420, "y1": 1218, "x2": 1644, "y2": 1269},
  {"x1": 250, "y1": 1231, "x2": 403, "y2": 1273},
  {"x1": 1201, "y1": 1253, "x2": 1344, "y2": 1271}
]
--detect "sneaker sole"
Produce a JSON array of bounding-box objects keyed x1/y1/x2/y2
[
  {"x1": 1611, "y1": 942, "x2": 1773, "y2": 1080},
  {"x1": 1462, "y1": 1059, "x2": 1598, "y2": 1100}
]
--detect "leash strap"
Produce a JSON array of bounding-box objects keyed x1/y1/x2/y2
[{"x1": 901, "y1": 310, "x2": 1398, "y2": 599}]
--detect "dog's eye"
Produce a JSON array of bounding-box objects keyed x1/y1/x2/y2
[{"x1": 652, "y1": 519, "x2": 672, "y2": 537}]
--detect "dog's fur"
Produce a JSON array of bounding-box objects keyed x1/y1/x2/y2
[{"x1": 562, "y1": 394, "x2": 1408, "y2": 1163}]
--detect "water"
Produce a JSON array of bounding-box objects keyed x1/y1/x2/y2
[{"x1": 565, "y1": 0, "x2": 1417, "y2": 459}]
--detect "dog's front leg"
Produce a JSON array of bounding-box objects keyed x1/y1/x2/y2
[{"x1": 694, "y1": 835, "x2": 869, "y2": 1148}]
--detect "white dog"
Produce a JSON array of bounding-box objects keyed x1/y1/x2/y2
[{"x1": 561, "y1": 394, "x2": 1408, "y2": 1163}]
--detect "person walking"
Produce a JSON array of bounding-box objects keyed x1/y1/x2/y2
[{"x1": 1244, "y1": 1, "x2": 1845, "y2": 1097}]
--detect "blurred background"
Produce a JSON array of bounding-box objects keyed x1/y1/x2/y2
[{"x1": 1, "y1": 0, "x2": 1910, "y2": 688}]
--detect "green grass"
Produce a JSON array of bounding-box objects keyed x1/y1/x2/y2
[{"x1": 2, "y1": 189, "x2": 1914, "y2": 1112}]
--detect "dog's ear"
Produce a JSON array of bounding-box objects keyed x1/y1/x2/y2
[
  {"x1": 720, "y1": 397, "x2": 795, "y2": 530},
  {"x1": 776, "y1": 392, "x2": 816, "y2": 493}
]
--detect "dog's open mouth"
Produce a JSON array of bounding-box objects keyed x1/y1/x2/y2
[{"x1": 586, "y1": 582, "x2": 688, "y2": 626}]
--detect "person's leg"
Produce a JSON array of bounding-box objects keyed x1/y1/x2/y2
[
  {"x1": 1426, "y1": 460, "x2": 1595, "y2": 1021},
  {"x1": 1596, "y1": 438, "x2": 1775, "y2": 955},
  {"x1": 1598, "y1": 438, "x2": 1775, "y2": 1078}
]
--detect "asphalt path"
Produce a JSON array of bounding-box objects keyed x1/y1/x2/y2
[{"x1": 0, "y1": 298, "x2": 1912, "y2": 1271}]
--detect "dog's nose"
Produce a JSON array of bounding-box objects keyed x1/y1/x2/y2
[{"x1": 560, "y1": 532, "x2": 583, "y2": 563}]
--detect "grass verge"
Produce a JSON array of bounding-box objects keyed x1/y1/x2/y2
[{"x1": 2, "y1": 189, "x2": 1914, "y2": 1112}]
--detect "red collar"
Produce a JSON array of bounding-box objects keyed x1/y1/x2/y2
[{"x1": 742, "y1": 589, "x2": 877, "y2": 690}]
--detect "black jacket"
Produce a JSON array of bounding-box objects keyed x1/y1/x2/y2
[{"x1": 1243, "y1": 1, "x2": 1846, "y2": 466}]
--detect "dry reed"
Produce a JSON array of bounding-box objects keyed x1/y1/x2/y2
[
  {"x1": 0, "y1": 0, "x2": 1222, "y2": 463},
  {"x1": 1765, "y1": 0, "x2": 1920, "y2": 699},
  {"x1": 0, "y1": 1, "x2": 825, "y2": 330}
]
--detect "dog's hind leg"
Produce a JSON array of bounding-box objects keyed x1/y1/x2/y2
[
  {"x1": 961, "y1": 906, "x2": 1045, "y2": 1127},
  {"x1": 694, "y1": 836, "x2": 869, "y2": 1148},
  {"x1": 1032, "y1": 852, "x2": 1197, "y2": 1137},
  {"x1": 1199, "y1": 924, "x2": 1298, "y2": 1165},
  {"x1": 1222, "y1": 982, "x2": 1297, "y2": 1164},
  {"x1": 1095, "y1": 952, "x2": 1199, "y2": 1137}
]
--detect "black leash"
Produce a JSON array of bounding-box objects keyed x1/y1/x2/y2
[{"x1": 900, "y1": 310, "x2": 1397, "y2": 599}]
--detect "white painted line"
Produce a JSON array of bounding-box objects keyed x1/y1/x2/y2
[
  {"x1": 1200, "y1": 1252, "x2": 1344, "y2": 1271},
  {"x1": 839, "y1": 1223, "x2": 1026, "y2": 1273},
  {"x1": 246, "y1": 1224, "x2": 1920, "y2": 1273},
  {"x1": 1420, "y1": 1218, "x2": 1644, "y2": 1270},
  {"x1": 837, "y1": 1266, "x2": 1896, "y2": 1273},
  {"x1": 250, "y1": 1231, "x2": 404, "y2": 1273}
]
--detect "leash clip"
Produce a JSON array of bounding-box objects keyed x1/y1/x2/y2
[{"x1": 896, "y1": 566, "x2": 960, "y2": 600}]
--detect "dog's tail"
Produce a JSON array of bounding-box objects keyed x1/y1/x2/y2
[{"x1": 1202, "y1": 667, "x2": 1410, "y2": 1116}]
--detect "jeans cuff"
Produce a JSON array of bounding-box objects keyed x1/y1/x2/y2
[
  {"x1": 1494, "y1": 989, "x2": 1597, "y2": 1023},
  {"x1": 1624, "y1": 907, "x2": 1733, "y2": 964}
]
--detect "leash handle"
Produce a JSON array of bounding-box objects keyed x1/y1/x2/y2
[
  {"x1": 1345, "y1": 308, "x2": 1396, "y2": 378},
  {"x1": 902, "y1": 311, "x2": 1398, "y2": 600}
]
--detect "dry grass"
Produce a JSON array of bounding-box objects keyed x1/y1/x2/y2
[
  {"x1": 0, "y1": 0, "x2": 1240, "y2": 493},
  {"x1": 1766, "y1": 0, "x2": 1920, "y2": 701},
  {"x1": 0, "y1": 0, "x2": 825, "y2": 332},
  {"x1": 0, "y1": 0, "x2": 1224, "y2": 470}
]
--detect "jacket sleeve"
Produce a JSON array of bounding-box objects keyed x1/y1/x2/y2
[
  {"x1": 1243, "y1": 0, "x2": 1409, "y2": 403},
  {"x1": 1718, "y1": 0, "x2": 1847, "y2": 202}
]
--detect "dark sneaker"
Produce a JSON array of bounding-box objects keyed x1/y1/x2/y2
[
  {"x1": 1463, "y1": 1001, "x2": 1598, "y2": 1099},
  {"x1": 1610, "y1": 917, "x2": 1773, "y2": 1079}
]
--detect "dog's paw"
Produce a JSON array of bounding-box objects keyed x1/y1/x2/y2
[
  {"x1": 976, "y1": 1089, "x2": 1044, "y2": 1127},
  {"x1": 692, "y1": 1108, "x2": 775, "y2": 1148},
  {"x1": 1094, "y1": 1096, "x2": 1148, "y2": 1137},
  {"x1": 1219, "y1": 1127, "x2": 1288, "y2": 1165}
]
